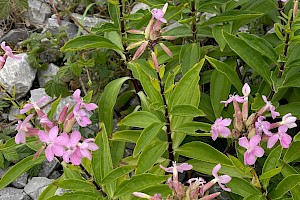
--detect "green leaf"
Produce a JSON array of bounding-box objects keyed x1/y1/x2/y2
[
  {"x1": 206, "y1": 56, "x2": 243, "y2": 92},
  {"x1": 47, "y1": 96, "x2": 61, "y2": 120},
  {"x1": 108, "y1": 0, "x2": 120, "y2": 30},
  {"x1": 179, "y1": 43, "x2": 201, "y2": 74},
  {"x1": 2, "y1": 149, "x2": 18, "y2": 161},
  {"x1": 199, "y1": 93, "x2": 215, "y2": 122},
  {"x1": 175, "y1": 141, "x2": 232, "y2": 165},
  {"x1": 92, "y1": 123, "x2": 114, "y2": 197},
  {"x1": 133, "y1": 122, "x2": 165, "y2": 157},
  {"x1": 223, "y1": 31, "x2": 272, "y2": 85},
  {"x1": 61, "y1": 35, "x2": 122, "y2": 52},
  {"x1": 91, "y1": 23, "x2": 119, "y2": 33},
  {"x1": 170, "y1": 104, "x2": 205, "y2": 117},
  {"x1": 228, "y1": 155, "x2": 252, "y2": 178},
  {"x1": 0, "y1": 155, "x2": 45, "y2": 190},
  {"x1": 0, "y1": 0, "x2": 9, "y2": 19},
  {"x1": 168, "y1": 59, "x2": 204, "y2": 110},
  {"x1": 113, "y1": 174, "x2": 168, "y2": 198},
  {"x1": 44, "y1": 80, "x2": 70, "y2": 98},
  {"x1": 262, "y1": 145, "x2": 282, "y2": 188},
  {"x1": 269, "y1": 175, "x2": 300, "y2": 199},
  {"x1": 173, "y1": 122, "x2": 211, "y2": 133},
  {"x1": 283, "y1": 141, "x2": 300, "y2": 163},
  {"x1": 277, "y1": 103, "x2": 300, "y2": 118},
  {"x1": 260, "y1": 167, "x2": 282, "y2": 180},
  {"x1": 226, "y1": 177, "x2": 261, "y2": 197},
  {"x1": 118, "y1": 111, "x2": 162, "y2": 128},
  {"x1": 243, "y1": 194, "x2": 266, "y2": 200},
  {"x1": 101, "y1": 165, "x2": 135, "y2": 185},
  {"x1": 212, "y1": 24, "x2": 231, "y2": 51},
  {"x1": 98, "y1": 77, "x2": 130, "y2": 135},
  {"x1": 55, "y1": 179, "x2": 96, "y2": 191},
  {"x1": 282, "y1": 74, "x2": 300, "y2": 88},
  {"x1": 238, "y1": 32, "x2": 278, "y2": 63},
  {"x1": 200, "y1": 10, "x2": 263, "y2": 27},
  {"x1": 210, "y1": 70, "x2": 232, "y2": 118},
  {"x1": 136, "y1": 141, "x2": 168, "y2": 174},
  {"x1": 46, "y1": 191, "x2": 99, "y2": 200},
  {"x1": 111, "y1": 130, "x2": 141, "y2": 143}
]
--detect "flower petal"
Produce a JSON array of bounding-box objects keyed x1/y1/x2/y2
[
  {"x1": 238, "y1": 137, "x2": 249, "y2": 149},
  {"x1": 267, "y1": 134, "x2": 279, "y2": 149},
  {"x1": 212, "y1": 164, "x2": 221, "y2": 178}
]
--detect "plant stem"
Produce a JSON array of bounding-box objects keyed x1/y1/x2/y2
[
  {"x1": 191, "y1": 0, "x2": 197, "y2": 42},
  {"x1": 157, "y1": 73, "x2": 174, "y2": 163}
]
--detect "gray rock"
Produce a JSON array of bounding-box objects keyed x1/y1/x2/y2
[
  {"x1": 38, "y1": 159, "x2": 59, "y2": 177},
  {"x1": 28, "y1": 0, "x2": 52, "y2": 27},
  {"x1": 0, "y1": 53, "x2": 36, "y2": 99},
  {"x1": 44, "y1": 15, "x2": 78, "y2": 39},
  {"x1": 24, "y1": 177, "x2": 53, "y2": 200},
  {"x1": 48, "y1": 170, "x2": 61, "y2": 179},
  {"x1": 8, "y1": 106, "x2": 20, "y2": 121},
  {"x1": 71, "y1": 13, "x2": 110, "y2": 32},
  {"x1": 130, "y1": 3, "x2": 150, "y2": 14},
  {"x1": 0, "y1": 29, "x2": 30, "y2": 46},
  {"x1": 37, "y1": 63, "x2": 60, "y2": 87},
  {"x1": 0, "y1": 187, "x2": 27, "y2": 200},
  {"x1": 29, "y1": 88, "x2": 75, "y2": 120}
]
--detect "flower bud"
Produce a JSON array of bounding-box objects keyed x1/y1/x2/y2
[
  {"x1": 162, "y1": 35, "x2": 177, "y2": 40},
  {"x1": 159, "y1": 43, "x2": 173, "y2": 57},
  {"x1": 151, "y1": 51, "x2": 159, "y2": 72},
  {"x1": 132, "y1": 41, "x2": 148, "y2": 61},
  {"x1": 58, "y1": 103, "x2": 69, "y2": 124},
  {"x1": 126, "y1": 41, "x2": 146, "y2": 51},
  {"x1": 132, "y1": 192, "x2": 151, "y2": 199},
  {"x1": 200, "y1": 192, "x2": 221, "y2": 200},
  {"x1": 127, "y1": 29, "x2": 144, "y2": 34},
  {"x1": 242, "y1": 83, "x2": 251, "y2": 97}
]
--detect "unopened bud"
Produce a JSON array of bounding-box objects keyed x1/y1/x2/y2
[
  {"x1": 127, "y1": 41, "x2": 146, "y2": 51},
  {"x1": 58, "y1": 103, "x2": 69, "y2": 124},
  {"x1": 200, "y1": 192, "x2": 221, "y2": 200},
  {"x1": 132, "y1": 42, "x2": 148, "y2": 61},
  {"x1": 127, "y1": 29, "x2": 144, "y2": 34},
  {"x1": 162, "y1": 35, "x2": 177, "y2": 40},
  {"x1": 151, "y1": 51, "x2": 159, "y2": 72},
  {"x1": 242, "y1": 83, "x2": 251, "y2": 97},
  {"x1": 159, "y1": 43, "x2": 173, "y2": 57},
  {"x1": 145, "y1": 17, "x2": 154, "y2": 39},
  {"x1": 132, "y1": 192, "x2": 151, "y2": 199},
  {"x1": 246, "y1": 113, "x2": 257, "y2": 127}
]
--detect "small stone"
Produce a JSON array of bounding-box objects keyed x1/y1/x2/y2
[
  {"x1": 0, "y1": 187, "x2": 27, "y2": 200},
  {"x1": 0, "y1": 29, "x2": 30, "y2": 46},
  {"x1": 38, "y1": 159, "x2": 60, "y2": 177},
  {"x1": 27, "y1": 0, "x2": 52, "y2": 27},
  {"x1": 37, "y1": 63, "x2": 60, "y2": 87},
  {"x1": 71, "y1": 13, "x2": 110, "y2": 33},
  {"x1": 24, "y1": 177, "x2": 53, "y2": 200},
  {"x1": 130, "y1": 3, "x2": 150, "y2": 14},
  {"x1": 44, "y1": 15, "x2": 78, "y2": 39},
  {"x1": 11, "y1": 171, "x2": 29, "y2": 189},
  {"x1": 0, "y1": 53, "x2": 36, "y2": 100}
]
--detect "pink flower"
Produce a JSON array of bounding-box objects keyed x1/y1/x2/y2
[
  {"x1": 78, "y1": 138, "x2": 98, "y2": 160},
  {"x1": 239, "y1": 135, "x2": 264, "y2": 165},
  {"x1": 73, "y1": 89, "x2": 98, "y2": 111},
  {"x1": 1, "y1": 41, "x2": 22, "y2": 59},
  {"x1": 15, "y1": 114, "x2": 33, "y2": 144},
  {"x1": 261, "y1": 95, "x2": 280, "y2": 119},
  {"x1": 38, "y1": 126, "x2": 65, "y2": 161},
  {"x1": 160, "y1": 162, "x2": 193, "y2": 173},
  {"x1": 20, "y1": 96, "x2": 49, "y2": 114},
  {"x1": 280, "y1": 113, "x2": 297, "y2": 128},
  {"x1": 220, "y1": 94, "x2": 245, "y2": 107},
  {"x1": 151, "y1": 4, "x2": 167, "y2": 23},
  {"x1": 255, "y1": 116, "x2": 272, "y2": 136},
  {"x1": 211, "y1": 117, "x2": 232, "y2": 141},
  {"x1": 0, "y1": 56, "x2": 5, "y2": 69},
  {"x1": 211, "y1": 164, "x2": 231, "y2": 192},
  {"x1": 267, "y1": 125, "x2": 292, "y2": 149},
  {"x1": 242, "y1": 83, "x2": 251, "y2": 97},
  {"x1": 73, "y1": 104, "x2": 92, "y2": 127},
  {"x1": 56, "y1": 131, "x2": 82, "y2": 165}
]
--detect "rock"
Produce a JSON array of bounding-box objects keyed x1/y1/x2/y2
[
  {"x1": 24, "y1": 177, "x2": 53, "y2": 200},
  {"x1": 203, "y1": 12, "x2": 216, "y2": 20},
  {"x1": 0, "y1": 187, "x2": 27, "y2": 200},
  {"x1": 71, "y1": 13, "x2": 110, "y2": 31},
  {"x1": 27, "y1": 0, "x2": 52, "y2": 27},
  {"x1": 44, "y1": 15, "x2": 78, "y2": 39},
  {"x1": 29, "y1": 88, "x2": 75, "y2": 120},
  {"x1": 38, "y1": 159, "x2": 59, "y2": 177},
  {"x1": 130, "y1": 3, "x2": 150, "y2": 14},
  {"x1": 37, "y1": 63, "x2": 60, "y2": 87},
  {"x1": 8, "y1": 106, "x2": 21, "y2": 121},
  {"x1": 49, "y1": 170, "x2": 61, "y2": 179},
  {"x1": 0, "y1": 53, "x2": 36, "y2": 100},
  {"x1": 0, "y1": 29, "x2": 30, "y2": 46}
]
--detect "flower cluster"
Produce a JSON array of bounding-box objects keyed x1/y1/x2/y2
[
  {"x1": 210, "y1": 83, "x2": 297, "y2": 165},
  {"x1": 0, "y1": 41, "x2": 22, "y2": 69},
  {"x1": 16, "y1": 89, "x2": 98, "y2": 165},
  {"x1": 133, "y1": 163, "x2": 231, "y2": 200},
  {"x1": 127, "y1": 4, "x2": 175, "y2": 72}
]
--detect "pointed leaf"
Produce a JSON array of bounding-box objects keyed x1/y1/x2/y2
[
  {"x1": 226, "y1": 177, "x2": 261, "y2": 197},
  {"x1": 170, "y1": 104, "x2": 205, "y2": 117},
  {"x1": 269, "y1": 175, "x2": 300, "y2": 199},
  {"x1": 55, "y1": 179, "x2": 96, "y2": 191},
  {"x1": 118, "y1": 111, "x2": 162, "y2": 128},
  {"x1": 101, "y1": 165, "x2": 135, "y2": 185}
]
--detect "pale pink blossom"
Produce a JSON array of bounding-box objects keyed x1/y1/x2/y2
[
  {"x1": 20, "y1": 96, "x2": 49, "y2": 114},
  {"x1": 211, "y1": 117, "x2": 231, "y2": 141},
  {"x1": 242, "y1": 83, "x2": 251, "y2": 97},
  {"x1": 15, "y1": 114, "x2": 33, "y2": 144},
  {"x1": 267, "y1": 125, "x2": 292, "y2": 149},
  {"x1": 261, "y1": 95, "x2": 280, "y2": 119},
  {"x1": 73, "y1": 104, "x2": 92, "y2": 127},
  {"x1": 78, "y1": 138, "x2": 98, "y2": 160},
  {"x1": 73, "y1": 89, "x2": 98, "y2": 111},
  {"x1": 151, "y1": 4, "x2": 167, "y2": 24},
  {"x1": 255, "y1": 116, "x2": 272, "y2": 136},
  {"x1": 38, "y1": 126, "x2": 64, "y2": 161},
  {"x1": 220, "y1": 94, "x2": 245, "y2": 107},
  {"x1": 280, "y1": 113, "x2": 297, "y2": 128},
  {"x1": 56, "y1": 131, "x2": 82, "y2": 165},
  {"x1": 0, "y1": 56, "x2": 5, "y2": 69},
  {"x1": 160, "y1": 162, "x2": 192, "y2": 173},
  {"x1": 211, "y1": 164, "x2": 231, "y2": 192},
  {"x1": 239, "y1": 135, "x2": 264, "y2": 165},
  {"x1": 1, "y1": 41, "x2": 22, "y2": 59}
]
